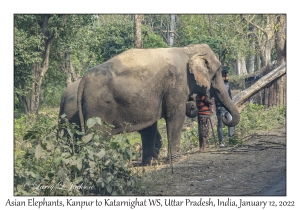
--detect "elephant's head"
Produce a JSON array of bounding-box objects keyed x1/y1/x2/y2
[{"x1": 187, "y1": 45, "x2": 240, "y2": 127}]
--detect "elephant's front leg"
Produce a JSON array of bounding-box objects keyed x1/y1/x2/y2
[
  {"x1": 164, "y1": 103, "x2": 186, "y2": 162},
  {"x1": 139, "y1": 122, "x2": 159, "y2": 165}
]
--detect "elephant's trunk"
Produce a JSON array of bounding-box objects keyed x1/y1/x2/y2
[
  {"x1": 186, "y1": 101, "x2": 198, "y2": 118},
  {"x1": 212, "y1": 74, "x2": 240, "y2": 127}
]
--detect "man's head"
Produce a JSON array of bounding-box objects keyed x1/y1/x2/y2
[{"x1": 222, "y1": 67, "x2": 229, "y2": 82}]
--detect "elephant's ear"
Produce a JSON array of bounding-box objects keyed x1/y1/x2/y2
[{"x1": 188, "y1": 54, "x2": 211, "y2": 89}]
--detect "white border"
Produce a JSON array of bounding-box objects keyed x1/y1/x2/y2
[{"x1": 2, "y1": 0, "x2": 299, "y2": 209}]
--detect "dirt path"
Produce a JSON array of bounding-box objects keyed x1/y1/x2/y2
[{"x1": 141, "y1": 127, "x2": 286, "y2": 196}]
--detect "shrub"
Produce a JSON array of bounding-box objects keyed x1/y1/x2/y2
[
  {"x1": 233, "y1": 103, "x2": 286, "y2": 142},
  {"x1": 14, "y1": 115, "x2": 142, "y2": 196},
  {"x1": 179, "y1": 103, "x2": 286, "y2": 148}
]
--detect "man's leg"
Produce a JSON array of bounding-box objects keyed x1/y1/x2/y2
[{"x1": 198, "y1": 117, "x2": 209, "y2": 151}]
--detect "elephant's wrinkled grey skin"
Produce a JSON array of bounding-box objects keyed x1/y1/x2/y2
[
  {"x1": 77, "y1": 44, "x2": 240, "y2": 165},
  {"x1": 59, "y1": 79, "x2": 82, "y2": 138},
  {"x1": 59, "y1": 79, "x2": 82, "y2": 127},
  {"x1": 59, "y1": 79, "x2": 162, "y2": 157}
]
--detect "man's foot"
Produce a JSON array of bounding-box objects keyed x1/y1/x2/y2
[{"x1": 220, "y1": 143, "x2": 225, "y2": 147}]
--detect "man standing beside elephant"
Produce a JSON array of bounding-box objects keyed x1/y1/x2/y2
[
  {"x1": 186, "y1": 94, "x2": 215, "y2": 152},
  {"x1": 215, "y1": 67, "x2": 235, "y2": 147},
  {"x1": 196, "y1": 94, "x2": 214, "y2": 152}
]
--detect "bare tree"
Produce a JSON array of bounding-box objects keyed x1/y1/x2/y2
[
  {"x1": 60, "y1": 48, "x2": 79, "y2": 86},
  {"x1": 248, "y1": 42, "x2": 256, "y2": 74},
  {"x1": 243, "y1": 14, "x2": 276, "y2": 67},
  {"x1": 134, "y1": 14, "x2": 142, "y2": 48},
  {"x1": 30, "y1": 15, "x2": 56, "y2": 115},
  {"x1": 169, "y1": 14, "x2": 176, "y2": 47},
  {"x1": 235, "y1": 55, "x2": 248, "y2": 75}
]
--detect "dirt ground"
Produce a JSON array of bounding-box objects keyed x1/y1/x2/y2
[{"x1": 140, "y1": 127, "x2": 286, "y2": 196}]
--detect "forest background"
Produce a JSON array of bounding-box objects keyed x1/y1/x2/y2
[{"x1": 13, "y1": 14, "x2": 286, "y2": 115}]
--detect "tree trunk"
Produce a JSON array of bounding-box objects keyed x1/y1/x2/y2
[
  {"x1": 17, "y1": 93, "x2": 30, "y2": 114},
  {"x1": 261, "y1": 40, "x2": 273, "y2": 67},
  {"x1": 275, "y1": 14, "x2": 286, "y2": 65},
  {"x1": 134, "y1": 14, "x2": 142, "y2": 48},
  {"x1": 25, "y1": 14, "x2": 55, "y2": 115},
  {"x1": 262, "y1": 15, "x2": 276, "y2": 67},
  {"x1": 29, "y1": 35, "x2": 54, "y2": 115},
  {"x1": 235, "y1": 55, "x2": 248, "y2": 75},
  {"x1": 65, "y1": 49, "x2": 79, "y2": 86},
  {"x1": 264, "y1": 86, "x2": 269, "y2": 108},
  {"x1": 274, "y1": 14, "x2": 286, "y2": 107},
  {"x1": 65, "y1": 50, "x2": 72, "y2": 85},
  {"x1": 248, "y1": 41, "x2": 255, "y2": 74},
  {"x1": 268, "y1": 82, "x2": 274, "y2": 107},
  {"x1": 257, "y1": 53, "x2": 261, "y2": 70},
  {"x1": 169, "y1": 14, "x2": 176, "y2": 47},
  {"x1": 207, "y1": 15, "x2": 215, "y2": 37},
  {"x1": 233, "y1": 62, "x2": 286, "y2": 112}
]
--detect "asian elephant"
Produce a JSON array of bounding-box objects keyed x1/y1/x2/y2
[
  {"x1": 59, "y1": 79, "x2": 82, "y2": 127},
  {"x1": 77, "y1": 44, "x2": 240, "y2": 165},
  {"x1": 58, "y1": 79, "x2": 82, "y2": 139}
]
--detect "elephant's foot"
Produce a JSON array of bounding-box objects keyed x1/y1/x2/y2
[
  {"x1": 142, "y1": 155, "x2": 153, "y2": 166},
  {"x1": 165, "y1": 153, "x2": 181, "y2": 164},
  {"x1": 142, "y1": 150, "x2": 160, "y2": 166},
  {"x1": 152, "y1": 147, "x2": 160, "y2": 159},
  {"x1": 199, "y1": 137, "x2": 207, "y2": 152}
]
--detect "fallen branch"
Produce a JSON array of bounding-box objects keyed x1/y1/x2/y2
[{"x1": 233, "y1": 62, "x2": 286, "y2": 112}]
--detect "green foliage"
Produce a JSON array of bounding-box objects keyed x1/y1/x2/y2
[
  {"x1": 142, "y1": 27, "x2": 168, "y2": 49},
  {"x1": 14, "y1": 14, "x2": 96, "y2": 114},
  {"x1": 14, "y1": 115, "x2": 142, "y2": 196},
  {"x1": 229, "y1": 74, "x2": 247, "y2": 90},
  {"x1": 182, "y1": 34, "x2": 239, "y2": 65},
  {"x1": 234, "y1": 103, "x2": 286, "y2": 141},
  {"x1": 93, "y1": 17, "x2": 134, "y2": 63},
  {"x1": 14, "y1": 14, "x2": 282, "y2": 115},
  {"x1": 175, "y1": 14, "x2": 255, "y2": 68},
  {"x1": 179, "y1": 103, "x2": 286, "y2": 148},
  {"x1": 14, "y1": 114, "x2": 36, "y2": 141},
  {"x1": 40, "y1": 83, "x2": 65, "y2": 108},
  {"x1": 181, "y1": 129, "x2": 199, "y2": 153}
]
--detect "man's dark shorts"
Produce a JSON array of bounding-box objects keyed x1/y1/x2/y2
[{"x1": 198, "y1": 116, "x2": 210, "y2": 138}]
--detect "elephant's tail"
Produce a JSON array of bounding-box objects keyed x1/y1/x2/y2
[{"x1": 77, "y1": 77, "x2": 85, "y2": 133}]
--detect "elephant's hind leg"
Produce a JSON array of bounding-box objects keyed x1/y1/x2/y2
[{"x1": 138, "y1": 122, "x2": 158, "y2": 166}]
